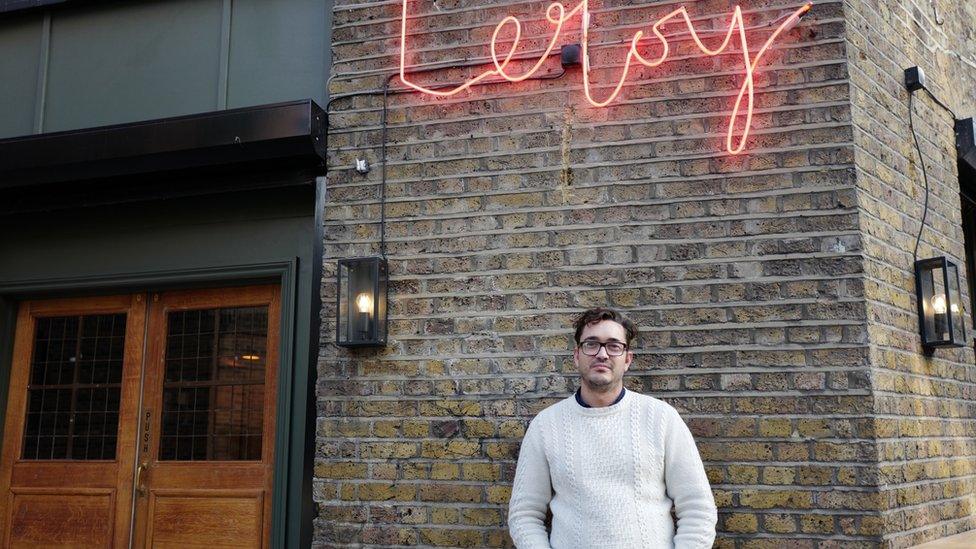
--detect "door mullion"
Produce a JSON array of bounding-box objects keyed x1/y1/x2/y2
[
  {"x1": 127, "y1": 292, "x2": 154, "y2": 549},
  {"x1": 207, "y1": 310, "x2": 221, "y2": 461},
  {"x1": 64, "y1": 315, "x2": 85, "y2": 459}
]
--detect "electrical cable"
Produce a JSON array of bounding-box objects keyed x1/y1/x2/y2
[
  {"x1": 909, "y1": 92, "x2": 931, "y2": 263},
  {"x1": 922, "y1": 87, "x2": 958, "y2": 120},
  {"x1": 380, "y1": 73, "x2": 395, "y2": 258},
  {"x1": 908, "y1": 84, "x2": 959, "y2": 263}
]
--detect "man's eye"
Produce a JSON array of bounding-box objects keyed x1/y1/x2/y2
[{"x1": 606, "y1": 343, "x2": 624, "y2": 352}]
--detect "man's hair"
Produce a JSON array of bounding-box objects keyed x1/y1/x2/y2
[{"x1": 572, "y1": 308, "x2": 638, "y2": 345}]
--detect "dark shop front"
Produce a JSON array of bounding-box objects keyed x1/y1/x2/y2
[{"x1": 0, "y1": 1, "x2": 329, "y2": 546}]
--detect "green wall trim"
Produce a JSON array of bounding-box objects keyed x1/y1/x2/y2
[
  {"x1": 0, "y1": 261, "x2": 295, "y2": 297},
  {"x1": 0, "y1": 260, "x2": 309, "y2": 547}
]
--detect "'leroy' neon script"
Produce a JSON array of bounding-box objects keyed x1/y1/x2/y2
[{"x1": 400, "y1": 1, "x2": 813, "y2": 154}]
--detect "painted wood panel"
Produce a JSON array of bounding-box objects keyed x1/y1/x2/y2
[
  {"x1": 0, "y1": 0, "x2": 329, "y2": 138},
  {"x1": 0, "y1": 13, "x2": 43, "y2": 138},
  {"x1": 43, "y1": 0, "x2": 224, "y2": 132},
  {"x1": 227, "y1": 0, "x2": 327, "y2": 109}
]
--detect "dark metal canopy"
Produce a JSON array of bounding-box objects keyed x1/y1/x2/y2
[
  {"x1": 0, "y1": 99, "x2": 326, "y2": 189},
  {"x1": 957, "y1": 117, "x2": 976, "y2": 171}
]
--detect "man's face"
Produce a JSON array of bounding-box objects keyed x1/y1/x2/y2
[{"x1": 573, "y1": 320, "x2": 633, "y2": 391}]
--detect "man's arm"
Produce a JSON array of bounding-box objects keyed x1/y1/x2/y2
[
  {"x1": 664, "y1": 406, "x2": 718, "y2": 549},
  {"x1": 507, "y1": 418, "x2": 553, "y2": 549}
]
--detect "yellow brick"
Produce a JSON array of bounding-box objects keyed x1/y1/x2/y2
[
  {"x1": 728, "y1": 465, "x2": 759, "y2": 484},
  {"x1": 373, "y1": 420, "x2": 399, "y2": 437},
  {"x1": 498, "y1": 420, "x2": 526, "y2": 438},
  {"x1": 462, "y1": 462, "x2": 500, "y2": 481},
  {"x1": 403, "y1": 463, "x2": 426, "y2": 480},
  {"x1": 421, "y1": 440, "x2": 480, "y2": 459},
  {"x1": 419, "y1": 484, "x2": 481, "y2": 503},
  {"x1": 800, "y1": 514, "x2": 834, "y2": 534},
  {"x1": 762, "y1": 467, "x2": 795, "y2": 485},
  {"x1": 462, "y1": 508, "x2": 501, "y2": 526},
  {"x1": 758, "y1": 418, "x2": 793, "y2": 437},
  {"x1": 740, "y1": 490, "x2": 813, "y2": 509},
  {"x1": 431, "y1": 507, "x2": 459, "y2": 524},
  {"x1": 419, "y1": 528, "x2": 482, "y2": 547},
  {"x1": 796, "y1": 419, "x2": 831, "y2": 438},
  {"x1": 314, "y1": 461, "x2": 367, "y2": 479},
  {"x1": 487, "y1": 486, "x2": 512, "y2": 504},
  {"x1": 463, "y1": 419, "x2": 495, "y2": 437},
  {"x1": 402, "y1": 420, "x2": 429, "y2": 438},
  {"x1": 430, "y1": 463, "x2": 460, "y2": 480},
  {"x1": 372, "y1": 463, "x2": 397, "y2": 480},
  {"x1": 762, "y1": 513, "x2": 797, "y2": 533},
  {"x1": 724, "y1": 513, "x2": 758, "y2": 533},
  {"x1": 359, "y1": 483, "x2": 396, "y2": 501}
]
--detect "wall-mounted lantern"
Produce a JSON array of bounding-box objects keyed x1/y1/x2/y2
[
  {"x1": 915, "y1": 256, "x2": 966, "y2": 350},
  {"x1": 337, "y1": 257, "x2": 388, "y2": 347}
]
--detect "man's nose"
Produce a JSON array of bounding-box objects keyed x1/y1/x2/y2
[{"x1": 596, "y1": 345, "x2": 610, "y2": 358}]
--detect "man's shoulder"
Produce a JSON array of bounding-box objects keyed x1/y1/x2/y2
[
  {"x1": 628, "y1": 391, "x2": 683, "y2": 418},
  {"x1": 527, "y1": 394, "x2": 576, "y2": 424}
]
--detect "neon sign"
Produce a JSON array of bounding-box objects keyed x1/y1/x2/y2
[{"x1": 399, "y1": 1, "x2": 813, "y2": 154}]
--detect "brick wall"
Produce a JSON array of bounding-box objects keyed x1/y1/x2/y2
[
  {"x1": 311, "y1": 0, "x2": 964, "y2": 546},
  {"x1": 844, "y1": 0, "x2": 976, "y2": 546}
]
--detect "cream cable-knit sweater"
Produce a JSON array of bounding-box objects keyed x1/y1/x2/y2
[{"x1": 508, "y1": 391, "x2": 717, "y2": 548}]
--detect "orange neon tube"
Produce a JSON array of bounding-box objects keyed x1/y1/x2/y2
[{"x1": 400, "y1": 1, "x2": 813, "y2": 154}]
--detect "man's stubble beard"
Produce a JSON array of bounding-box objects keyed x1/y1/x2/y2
[{"x1": 582, "y1": 370, "x2": 618, "y2": 393}]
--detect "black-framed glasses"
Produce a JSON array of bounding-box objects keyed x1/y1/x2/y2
[{"x1": 578, "y1": 340, "x2": 628, "y2": 356}]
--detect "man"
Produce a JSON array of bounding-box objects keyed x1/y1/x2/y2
[{"x1": 508, "y1": 308, "x2": 717, "y2": 548}]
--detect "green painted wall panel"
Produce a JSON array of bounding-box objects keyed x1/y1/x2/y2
[
  {"x1": 0, "y1": 189, "x2": 311, "y2": 281},
  {"x1": 0, "y1": 13, "x2": 42, "y2": 139},
  {"x1": 227, "y1": 0, "x2": 327, "y2": 108},
  {"x1": 0, "y1": 0, "x2": 330, "y2": 136},
  {"x1": 43, "y1": 0, "x2": 223, "y2": 132}
]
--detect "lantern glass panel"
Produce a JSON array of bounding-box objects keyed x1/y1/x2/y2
[
  {"x1": 338, "y1": 262, "x2": 350, "y2": 344},
  {"x1": 919, "y1": 263, "x2": 942, "y2": 344},
  {"x1": 947, "y1": 263, "x2": 966, "y2": 344},
  {"x1": 376, "y1": 261, "x2": 388, "y2": 343},
  {"x1": 348, "y1": 261, "x2": 376, "y2": 343}
]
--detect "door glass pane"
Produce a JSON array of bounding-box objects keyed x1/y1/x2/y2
[
  {"x1": 159, "y1": 306, "x2": 267, "y2": 461},
  {"x1": 22, "y1": 314, "x2": 126, "y2": 460}
]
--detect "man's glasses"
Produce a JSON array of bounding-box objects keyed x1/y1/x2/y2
[{"x1": 578, "y1": 340, "x2": 628, "y2": 357}]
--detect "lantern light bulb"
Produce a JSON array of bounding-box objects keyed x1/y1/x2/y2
[
  {"x1": 932, "y1": 294, "x2": 947, "y2": 315},
  {"x1": 356, "y1": 292, "x2": 373, "y2": 314}
]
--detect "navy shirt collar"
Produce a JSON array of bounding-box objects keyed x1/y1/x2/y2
[{"x1": 575, "y1": 387, "x2": 626, "y2": 408}]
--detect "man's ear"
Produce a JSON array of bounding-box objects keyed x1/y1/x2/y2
[{"x1": 623, "y1": 350, "x2": 633, "y2": 372}]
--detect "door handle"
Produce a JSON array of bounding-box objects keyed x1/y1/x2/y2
[{"x1": 136, "y1": 463, "x2": 148, "y2": 497}]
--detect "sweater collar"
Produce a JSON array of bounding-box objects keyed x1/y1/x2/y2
[{"x1": 575, "y1": 387, "x2": 626, "y2": 408}]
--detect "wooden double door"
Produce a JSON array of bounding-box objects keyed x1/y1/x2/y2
[{"x1": 0, "y1": 286, "x2": 280, "y2": 548}]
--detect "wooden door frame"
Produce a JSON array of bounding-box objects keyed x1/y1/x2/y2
[{"x1": 0, "y1": 260, "x2": 303, "y2": 548}]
